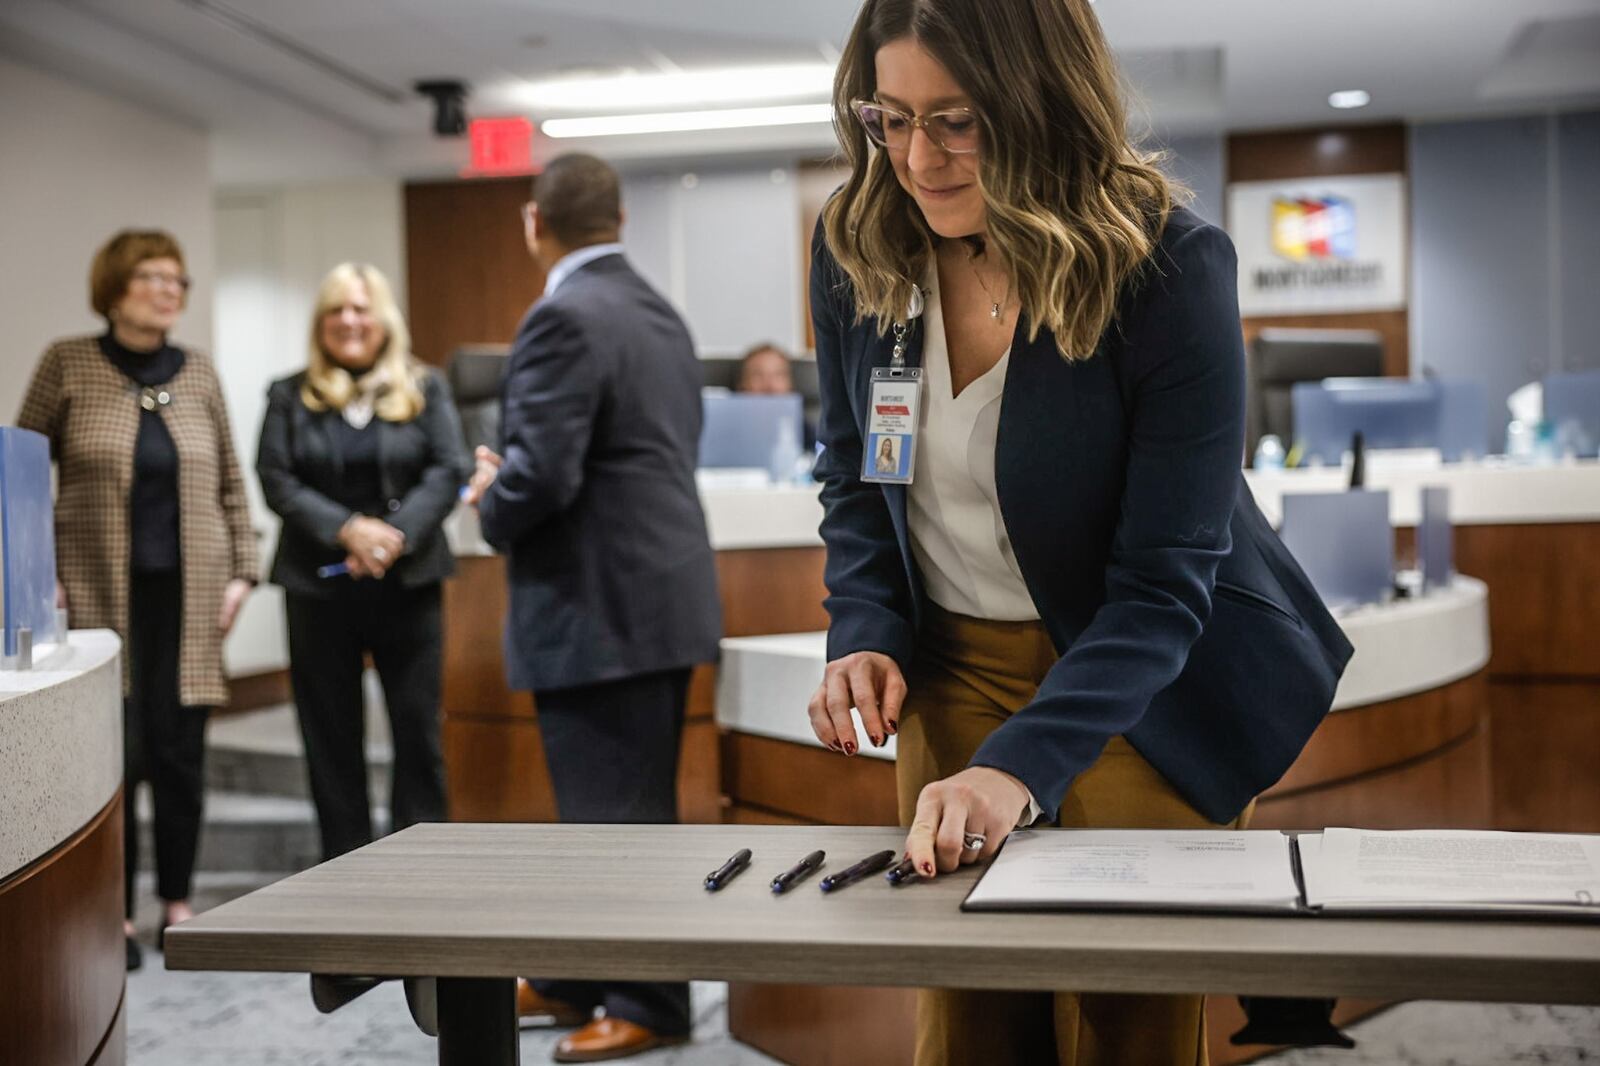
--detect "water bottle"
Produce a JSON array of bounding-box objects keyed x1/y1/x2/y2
[{"x1": 1253, "y1": 434, "x2": 1286, "y2": 471}]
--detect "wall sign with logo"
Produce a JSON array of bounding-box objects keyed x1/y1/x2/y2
[{"x1": 1226, "y1": 173, "x2": 1407, "y2": 316}]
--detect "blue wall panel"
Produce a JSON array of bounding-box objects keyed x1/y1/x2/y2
[
  {"x1": 1557, "y1": 111, "x2": 1600, "y2": 374},
  {"x1": 1411, "y1": 116, "x2": 1551, "y2": 450}
]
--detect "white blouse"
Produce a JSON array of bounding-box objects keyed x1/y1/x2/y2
[{"x1": 907, "y1": 283, "x2": 1040, "y2": 622}]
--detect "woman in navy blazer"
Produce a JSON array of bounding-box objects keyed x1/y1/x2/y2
[{"x1": 807, "y1": 2, "x2": 1352, "y2": 1063}]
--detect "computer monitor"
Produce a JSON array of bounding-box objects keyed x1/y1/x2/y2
[
  {"x1": 699, "y1": 392, "x2": 805, "y2": 472},
  {"x1": 1544, "y1": 370, "x2": 1600, "y2": 458},
  {"x1": 1290, "y1": 379, "x2": 1487, "y2": 464}
]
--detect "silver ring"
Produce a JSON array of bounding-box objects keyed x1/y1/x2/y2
[
  {"x1": 373, "y1": 547, "x2": 390, "y2": 562},
  {"x1": 962, "y1": 832, "x2": 986, "y2": 851}
]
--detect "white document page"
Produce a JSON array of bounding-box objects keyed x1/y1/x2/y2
[
  {"x1": 963, "y1": 829, "x2": 1302, "y2": 912},
  {"x1": 1302, "y1": 828, "x2": 1600, "y2": 915}
]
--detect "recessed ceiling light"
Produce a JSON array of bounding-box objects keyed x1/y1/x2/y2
[
  {"x1": 520, "y1": 63, "x2": 835, "y2": 112},
  {"x1": 541, "y1": 103, "x2": 833, "y2": 139},
  {"x1": 1328, "y1": 89, "x2": 1371, "y2": 110}
]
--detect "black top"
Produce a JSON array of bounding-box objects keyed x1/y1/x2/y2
[
  {"x1": 99, "y1": 332, "x2": 185, "y2": 572},
  {"x1": 327, "y1": 416, "x2": 384, "y2": 516}
]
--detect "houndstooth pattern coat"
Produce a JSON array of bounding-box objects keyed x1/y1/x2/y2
[{"x1": 17, "y1": 335, "x2": 260, "y2": 707}]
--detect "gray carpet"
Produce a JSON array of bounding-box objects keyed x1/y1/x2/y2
[{"x1": 129, "y1": 874, "x2": 1600, "y2": 1065}]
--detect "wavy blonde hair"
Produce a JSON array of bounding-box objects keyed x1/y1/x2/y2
[
  {"x1": 303, "y1": 262, "x2": 425, "y2": 421},
  {"x1": 823, "y1": 0, "x2": 1181, "y2": 361}
]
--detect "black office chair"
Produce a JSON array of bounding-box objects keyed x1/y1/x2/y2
[
  {"x1": 446, "y1": 345, "x2": 510, "y2": 453},
  {"x1": 1249, "y1": 328, "x2": 1384, "y2": 460}
]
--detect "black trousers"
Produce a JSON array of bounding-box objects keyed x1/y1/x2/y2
[
  {"x1": 532, "y1": 668, "x2": 692, "y2": 1036},
  {"x1": 124, "y1": 569, "x2": 208, "y2": 917},
  {"x1": 286, "y1": 581, "x2": 447, "y2": 861}
]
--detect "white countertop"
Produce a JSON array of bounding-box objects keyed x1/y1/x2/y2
[
  {"x1": 450, "y1": 462, "x2": 1599, "y2": 557},
  {"x1": 446, "y1": 483, "x2": 827, "y2": 556},
  {"x1": 1245, "y1": 459, "x2": 1600, "y2": 526},
  {"x1": 0, "y1": 629, "x2": 123, "y2": 879},
  {"x1": 716, "y1": 578, "x2": 1489, "y2": 758}
]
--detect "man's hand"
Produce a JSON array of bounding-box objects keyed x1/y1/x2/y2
[
  {"x1": 463, "y1": 445, "x2": 503, "y2": 507},
  {"x1": 805, "y1": 651, "x2": 906, "y2": 754},
  {"x1": 904, "y1": 766, "x2": 1031, "y2": 877}
]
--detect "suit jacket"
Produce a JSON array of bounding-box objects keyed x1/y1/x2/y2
[
  {"x1": 479, "y1": 253, "x2": 721, "y2": 692},
  {"x1": 257, "y1": 367, "x2": 470, "y2": 597},
  {"x1": 17, "y1": 335, "x2": 259, "y2": 706},
  {"x1": 811, "y1": 207, "x2": 1354, "y2": 825}
]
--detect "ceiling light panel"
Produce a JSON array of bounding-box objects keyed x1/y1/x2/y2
[
  {"x1": 542, "y1": 103, "x2": 833, "y2": 138},
  {"x1": 519, "y1": 63, "x2": 835, "y2": 112}
]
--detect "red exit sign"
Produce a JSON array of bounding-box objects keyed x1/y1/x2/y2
[{"x1": 465, "y1": 116, "x2": 536, "y2": 177}]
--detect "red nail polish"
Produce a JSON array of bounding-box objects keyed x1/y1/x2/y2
[
  {"x1": 921, "y1": 862, "x2": 934, "y2": 875},
  {"x1": 870, "y1": 734, "x2": 882, "y2": 747},
  {"x1": 844, "y1": 741, "x2": 856, "y2": 755}
]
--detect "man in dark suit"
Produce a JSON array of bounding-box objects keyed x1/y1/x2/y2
[{"x1": 466, "y1": 152, "x2": 721, "y2": 1063}]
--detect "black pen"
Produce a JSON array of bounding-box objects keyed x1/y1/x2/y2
[
  {"x1": 819, "y1": 849, "x2": 896, "y2": 893},
  {"x1": 705, "y1": 848, "x2": 752, "y2": 891},
  {"x1": 770, "y1": 850, "x2": 825, "y2": 894},
  {"x1": 885, "y1": 857, "x2": 920, "y2": 886}
]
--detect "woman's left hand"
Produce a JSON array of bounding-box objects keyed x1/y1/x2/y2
[
  {"x1": 217, "y1": 578, "x2": 252, "y2": 635},
  {"x1": 904, "y1": 766, "x2": 1031, "y2": 877}
]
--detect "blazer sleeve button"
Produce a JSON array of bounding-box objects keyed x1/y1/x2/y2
[{"x1": 387, "y1": 499, "x2": 401, "y2": 512}]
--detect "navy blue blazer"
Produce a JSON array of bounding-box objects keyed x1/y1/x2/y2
[
  {"x1": 811, "y1": 207, "x2": 1353, "y2": 825},
  {"x1": 479, "y1": 253, "x2": 722, "y2": 692}
]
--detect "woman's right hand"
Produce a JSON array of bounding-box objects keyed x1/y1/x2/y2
[
  {"x1": 806, "y1": 651, "x2": 906, "y2": 755},
  {"x1": 338, "y1": 516, "x2": 405, "y2": 579}
]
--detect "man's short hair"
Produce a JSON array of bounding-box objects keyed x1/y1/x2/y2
[{"x1": 533, "y1": 153, "x2": 622, "y2": 247}]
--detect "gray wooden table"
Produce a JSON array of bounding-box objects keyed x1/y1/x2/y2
[{"x1": 164, "y1": 823, "x2": 1600, "y2": 1066}]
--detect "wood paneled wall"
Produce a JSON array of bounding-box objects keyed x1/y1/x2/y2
[
  {"x1": 404, "y1": 178, "x2": 545, "y2": 366},
  {"x1": 440, "y1": 544, "x2": 830, "y2": 827},
  {"x1": 0, "y1": 792, "x2": 126, "y2": 1066},
  {"x1": 1228, "y1": 124, "x2": 1411, "y2": 377}
]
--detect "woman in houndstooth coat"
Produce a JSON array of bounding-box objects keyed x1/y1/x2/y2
[{"x1": 16, "y1": 229, "x2": 258, "y2": 971}]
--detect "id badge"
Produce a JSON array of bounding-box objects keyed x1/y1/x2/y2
[{"x1": 862, "y1": 366, "x2": 922, "y2": 484}]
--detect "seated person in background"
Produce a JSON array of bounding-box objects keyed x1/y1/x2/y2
[{"x1": 736, "y1": 341, "x2": 816, "y2": 450}]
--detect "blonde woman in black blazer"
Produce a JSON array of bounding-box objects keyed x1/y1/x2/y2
[{"x1": 257, "y1": 262, "x2": 469, "y2": 861}]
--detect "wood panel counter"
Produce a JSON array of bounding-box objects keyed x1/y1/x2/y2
[{"x1": 0, "y1": 630, "x2": 126, "y2": 1066}]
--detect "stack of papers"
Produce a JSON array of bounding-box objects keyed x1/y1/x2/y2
[
  {"x1": 1300, "y1": 828, "x2": 1600, "y2": 917},
  {"x1": 962, "y1": 829, "x2": 1303, "y2": 913}
]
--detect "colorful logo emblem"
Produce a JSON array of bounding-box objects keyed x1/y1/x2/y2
[{"x1": 1272, "y1": 196, "x2": 1356, "y2": 261}]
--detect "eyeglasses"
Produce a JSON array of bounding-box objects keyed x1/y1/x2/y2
[
  {"x1": 851, "y1": 99, "x2": 981, "y2": 155},
  {"x1": 131, "y1": 269, "x2": 192, "y2": 292}
]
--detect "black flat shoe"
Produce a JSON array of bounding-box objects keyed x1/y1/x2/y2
[{"x1": 126, "y1": 936, "x2": 143, "y2": 972}]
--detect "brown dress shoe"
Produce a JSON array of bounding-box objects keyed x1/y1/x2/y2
[
  {"x1": 517, "y1": 978, "x2": 592, "y2": 1028},
  {"x1": 552, "y1": 1017, "x2": 689, "y2": 1062}
]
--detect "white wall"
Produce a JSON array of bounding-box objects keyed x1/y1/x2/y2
[
  {"x1": 621, "y1": 164, "x2": 806, "y2": 357},
  {"x1": 215, "y1": 180, "x2": 407, "y2": 676},
  {"x1": 0, "y1": 55, "x2": 214, "y2": 423}
]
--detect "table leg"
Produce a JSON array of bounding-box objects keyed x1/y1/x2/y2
[{"x1": 436, "y1": 977, "x2": 519, "y2": 1066}]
